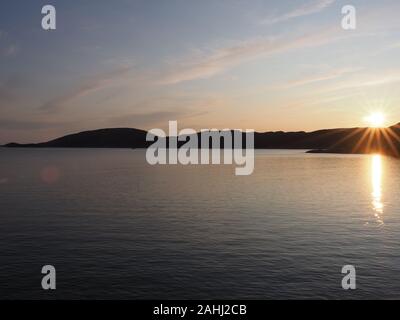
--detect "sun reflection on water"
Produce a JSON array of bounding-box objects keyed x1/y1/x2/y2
[{"x1": 371, "y1": 154, "x2": 384, "y2": 225}]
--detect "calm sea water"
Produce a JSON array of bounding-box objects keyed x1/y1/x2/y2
[{"x1": 1, "y1": 148, "x2": 400, "y2": 299}]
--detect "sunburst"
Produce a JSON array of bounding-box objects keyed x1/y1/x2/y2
[{"x1": 364, "y1": 112, "x2": 385, "y2": 128}]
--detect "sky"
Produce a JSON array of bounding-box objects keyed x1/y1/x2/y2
[{"x1": 1, "y1": 0, "x2": 400, "y2": 143}]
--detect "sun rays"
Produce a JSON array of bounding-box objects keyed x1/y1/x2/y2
[
  {"x1": 308, "y1": 117, "x2": 400, "y2": 157},
  {"x1": 327, "y1": 112, "x2": 400, "y2": 156},
  {"x1": 350, "y1": 125, "x2": 400, "y2": 157}
]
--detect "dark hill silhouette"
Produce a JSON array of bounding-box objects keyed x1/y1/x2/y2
[
  {"x1": 4, "y1": 123, "x2": 400, "y2": 157},
  {"x1": 5, "y1": 128, "x2": 151, "y2": 149}
]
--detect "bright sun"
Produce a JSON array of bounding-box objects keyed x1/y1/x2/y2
[{"x1": 365, "y1": 112, "x2": 385, "y2": 128}]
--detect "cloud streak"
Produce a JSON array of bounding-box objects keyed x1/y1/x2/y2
[
  {"x1": 273, "y1": 67, "x2": 360, "y2": 89},
  {"x1": 2, "y1": 44, "x2": 18, "y2": 57},
  {"x1": 39, "y1": 66, "x2": 133, "y2": 111},
  {"x1": 0, "y1": 75, "x2": 26, "y2": 109},
  {"x1": 0, "y1": 118, "x2": 70, "y2": 131},
  {"x1": 159, "y1": 26, "x2": 352, "y2": 85},
  {"x1": 261, "y1": 0, "x2": 335, "y2": 25},
  {"x1": 108, "y1": 110, "x2": 184, "y2": 128}
]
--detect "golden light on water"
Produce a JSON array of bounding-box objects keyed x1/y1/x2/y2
[
  {"x1": 364, "y1": 112, "x2": 385, "y2": 128},
  {"x1": 371, "y1": 154, "x2": 384, "y2": 225}
]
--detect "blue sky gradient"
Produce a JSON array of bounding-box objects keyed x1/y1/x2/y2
[{"x1": 1, "y1": 0, "x2": 400, "y2": 143}]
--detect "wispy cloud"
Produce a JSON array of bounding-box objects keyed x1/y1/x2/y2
[
  {"x1": 0, "y1": 83, "x2": 14, "y2": 104},
  {"x1": 2, "y1": 44, "x2": 18, "y2": 57},
  {"x1": 39, "y1": 66, "x2": 133, "y2": 111},
  {"x1": 0, "y1": 75, "x2": 26, "y2": 108},
  {"x1": 274, "y1": 67, "x2": 360, "y2": 89},
  {"x1": 106, "y1": 94, "x2": 214, "y2": 128},
  {"x1": 159, "y1": 26, "x2": 352, "y2": 85},
  {"x1": 318, "y1": 69, "x2": 400, "y2": 94},
  {"x1": 0, "y1": 30, "x2": 19, "y2": 57},
  {"x1": 261, "y1": 0, "x2": 335, "y2": 25},
  {"x1": 0, "y1": 118, "x2": 70, "y2": 131},
  {"x1": 108, "y1": 110, "x2": 184, "y2": 128}
]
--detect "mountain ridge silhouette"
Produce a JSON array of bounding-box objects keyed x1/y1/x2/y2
[{"x1": 4, "y1": 123, "x2": 400, "y2": 157}]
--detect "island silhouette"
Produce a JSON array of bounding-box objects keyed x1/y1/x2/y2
[{"x1": 4, "y1": 123, "x2": 400, "y2": 158}]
